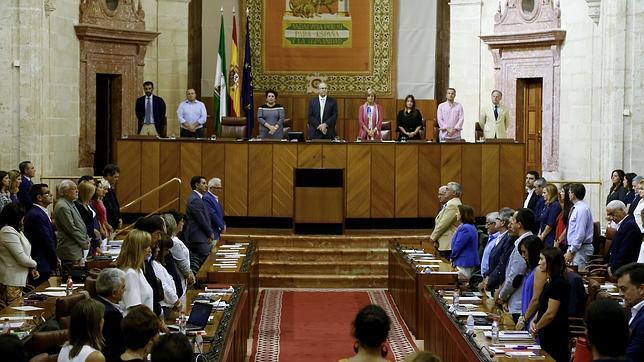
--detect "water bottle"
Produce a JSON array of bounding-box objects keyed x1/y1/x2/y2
[
  {"x1": 466, "y1": 314, "x2": 475, "y2": 333},
  {"x1": 66, "y1": 275, "x2": 73, "y2": 296},
  {"x1": 194, "y1": 332, "x2": 204, "y2": 353},
  {"x1": 179, "y1": 311, "x2": 186, "y2": 334},
  {"x1": 453, "y1": 289, "x2": 460, "y2": 309},
  {"x1": 491, "y1": 320, "x2": 499, "y2": 344}
]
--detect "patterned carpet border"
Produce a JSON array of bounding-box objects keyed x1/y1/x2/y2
[{"x1": 251, "y1": 288, "x2": 417, "y2": 362}]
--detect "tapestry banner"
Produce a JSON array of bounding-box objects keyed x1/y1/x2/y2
[{"x1": 244, "y1": 0, "x2": 395, "y2": 95}]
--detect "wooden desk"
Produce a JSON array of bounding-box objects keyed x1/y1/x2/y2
[
  {"x1": 388, "y1": 244, "x2": 458, "y2": 339},
  {"x1": 116, "y1": 139, "x2": 525, "y2": 219},
  {"x1": 184, "y1": 286, "x2": 249, "y2": 362},
  {"x1": 422, "y1": 287, "x2": 554, "y2": 361},
  {"x1": 196, "y1": 241, "x2": 259, "y2": 331},
  {"x1": 0, "y1": 278, "x2": 62, "y2": 339}
]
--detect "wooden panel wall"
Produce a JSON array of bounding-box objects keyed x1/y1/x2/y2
[{"x1": 117, "y1": 140, "x2": 525, "y2": 219}]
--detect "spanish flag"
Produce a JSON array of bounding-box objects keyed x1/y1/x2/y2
[{"x1": 229, "y1": 13, "x2": 241, "y2": 117}]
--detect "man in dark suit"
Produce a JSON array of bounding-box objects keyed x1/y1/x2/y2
[
  {"x1": 307, "y1": 81, "x2": 338, "y2": 139},
  {"x1": 482, "y1": 207, "x2": 516, "y2": 293},
  {"x1": 102, "y1": 164, "x2": 122, "y2": 231},
  {"x1": 135, "y1": 81, "x2": 167, "y2": 137},
  {"x1": 24, "y1": 183, "x2": 58, "y2": 287},
  {"x1": 614, "y1": 263, "x2": 644, "y2": 362},
  {"x1": 96, "y1": 268, "x2": 126, "y2": 362},
  {"x1": 607, "y1": 200, "x2": 643, "y2": 275},
  {"x1": 204, "y1": 177, "x2": 226, "y2": 243},
  {"x1": 584, "y1": 299, "x2": 630, "y2": 361},
  {"x1": 184, "y1": 176, "x2": 214, "y2": 273},
  {"x1": 18, "y1": 160, "x2": 36, "y2": 210},
  {"x1": 523, "y1": 171, "x2": 542, "y2": 212},
  {"x1": 628, "y1": 176, "x2": 642, "y2": 216}
]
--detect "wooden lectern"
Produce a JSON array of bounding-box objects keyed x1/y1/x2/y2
[{"x1": 293, "y1": 168, "x2": 345, "y2": 234}]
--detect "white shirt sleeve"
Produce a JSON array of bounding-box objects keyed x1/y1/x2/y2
[{"x1": 151, "y1": 260, "x2": 178, "y2": 307}]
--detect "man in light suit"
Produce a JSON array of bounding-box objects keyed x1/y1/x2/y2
[
  {"x1": 478, "y1": 90, "x2": 509, "y2": 139},
  {"x1": 614, "y1": 263, "x2": 644, "y2": 362},
  {"x1": 184, "y1": 176, "x2": 214, "y2": 273},
  {"x1": 24, "y1": 183, "x2": 58, "y2": 287},
  {"x1": 54, "y1": 180, "x2": 90, "y2": 279},
  {"x1": 307, "y1": 81, "x2": 338, "y2": 139},
  {"x1": 204, "y1": 178, "x2": 226, "y2": 243},
  {"x1": 135, "y1": 81, "x2": 167, "y2": 137},
  {"x1": 429, "y1": 182, "x2": 463, "y2": 260}
]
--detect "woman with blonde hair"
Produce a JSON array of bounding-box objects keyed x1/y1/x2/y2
[
  {"x1": 7, "y1": 170, "x2": 21, "y2": 203},
  {"x1": 358, "y1": 88, "x2": 383, "y2": 141},
  {"x1": 57, "y1": 298, "x2": 106, "y2": 362},
  {"x1": 76, "y1": 181, "x2": 102, "y2": 256},
  {"x1": 90, "y1": 179, "x2": 112, "y2": 238},
  {"x1": 116, "y1": 229, "x2": 154, "y2": 311},
  {"x1": 537, "y1": 184, "x2": 562, "y2": 248}
]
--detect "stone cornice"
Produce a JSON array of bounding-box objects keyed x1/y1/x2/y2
[
  {"x1": 74, "y1": 24, "x2": 159, "y2": 45},
  {"x1": 480, "y1": 29, "x2": 566, "y2": 49}
]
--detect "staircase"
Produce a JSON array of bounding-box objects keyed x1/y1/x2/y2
[{"x1": 221, "y1": 233, "x2": 427, "y2": 288}]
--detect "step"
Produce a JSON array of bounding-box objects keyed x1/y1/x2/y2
[
  {"x1": 260, "y1": 274, "x2": 387, "y2": 288},
  {"x1": 221, "y1": 234, "x2": 426, "y2": 249},
  {"x1": 259, "y1": 260, "x2": 388, "y2": 275},
  {"x1": 259, "y1": 247, "x2": 388, "y2": 262}
]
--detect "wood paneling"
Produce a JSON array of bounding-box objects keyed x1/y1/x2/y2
[
  {"x1": 294, "y1": 188, "x2": 344, "y2": 223},
  {"x1": 159, "y1": 142, "x2": 181, "y2": 211},
  {"x1": 140, "y1": 142, "x2": 160, "y2": 213},
  {"x1": 179, "y1": 143, "x2": 202, "y2": 212},
  {"x1": 395, "y1": 145, "x2": 419, "y2": 217},
  {"x1": 297, "y1": 144, "x2": 322, "y2": 168},
  {"x1": 202, "y1": 143, "x2": 226, "y2": 209},
  {"x1": 371, "y1": 144, "x2": 395, "y2": 218},
  {"x1": 346, "y1": 145, "x2": 371, "y2": 218},
  {"x1": 461, "y1": 144, "x2": 482, "y2": 213},
  {"x1": 419, "y1": 145, "x2": 441, "y2": 217},
  {"x1": 117, "y1": 141, "x2": 141, "y2": 213},
  {"x1": 248, "y1": 144, "x2": 272, "y2": 216},
  {"x1": 499, "y1": 144, "x2": 525, "y2": 209},
  {"x1": 224, "y1": 144, "x2": 248, "y2": 216},
  {"x1": 440, "y1": 144, "x2": 461, "y2": 185},
  {"x1": 322, "y1": 144, "x2": 346, "y2": 169},
  {"x1": 480, "y1": 144, "x2": 500, "y2": 215},
  {"x1": 272, "y1": 144, "x2": 297, "y2": 217}
]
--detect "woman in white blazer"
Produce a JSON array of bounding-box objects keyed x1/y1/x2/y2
[
  {"x1": 115, "y1": 229, "x2": 154, "y2": 311},
  {"x1": 0, "y1": 203, "x2": 38, "y2": 304}
]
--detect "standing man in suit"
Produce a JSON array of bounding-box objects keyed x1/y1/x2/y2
[
  {"x1": 429, "y1": 182, "x2": 463, "y2": 259},
  {"x1": 18, "y1": 160, "x2": 36, "y2": 210},
  {"x1": 102, "y1": 164, "x2": 122, "y2": 231},
  {"x1": 204, "y1": 178, "x2": 226, "y2": 244},
  {"x1": 136, "y1": 81, "x2": 167, "y2": 137},
  {"x1": 481, "y1": 207, "x2": 515, "y2": 293},
  {"x1": 24, "y1": 183, "x2": 58, "y2": 286},
  {"x1": 606, "y1": 200, "x2": 642, "y2": 275},
  {"x1": 479, "y1": 90, "x2": 509, "y2": 139},
  {"x1": 307, "y1": 81, "x2": 338, "y2": 139},
  {"x1": 524, "y1": 171, "x2": 541, "y2": 211},
  {"x1": 54, "y1": 180, "x2": 90, "y2": 279},
  {"x1": 614, "y1": 263, "x2": 644, "y2": 362},
  {"x1": 96, "y1": 268, "x2": 126, "y2": 362},
  {"x1": 184, "y1": 176, "x2": 214, "y2": 273}
]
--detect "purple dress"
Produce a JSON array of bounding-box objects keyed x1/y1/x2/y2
[{"x1": 521, "y1": 268, "x2": 536, "y2": 330}]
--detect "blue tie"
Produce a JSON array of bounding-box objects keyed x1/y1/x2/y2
[{"x1": 145, "y1": 97, "x2": 152, "y2": 124}]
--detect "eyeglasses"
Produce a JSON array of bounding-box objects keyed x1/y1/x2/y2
[{"x1": 38, "y1": 192, "x2": 51, "y2": 196}]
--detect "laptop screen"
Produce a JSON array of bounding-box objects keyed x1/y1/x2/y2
[
  {"x1": 287, "y1": 132, "x2": 305, "y2": 142},
  {"x1": 187, "y1": 302, "x2": 213, "y2": 327}
]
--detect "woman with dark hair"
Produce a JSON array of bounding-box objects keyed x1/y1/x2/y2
[
  {"x1": 340, "y1": 304, "x2": 391, "y2": 362},
  {"x1": 537, "y1": 184, "x2": 561, "y2": 248},
  {"x1": 257, "y1": 89, "x2": 285, "y2": 139},
  {"x1": 530, "y1": 247, "x2": 570, "y2": 362},
  {"x1": 515, "y1": 235, "x2": 545, "y2": 331},
  {"x1": 57, "y1": 298, "x2": 106, "y2": 362},
  {"x1": 396, "y1": 94, "x2": 423, "y2": 141},
  {"x1": 358, "y1": 88, "x2": 383, "y2": 141},
  {"x1": 606, "y1": 169, "x2": 626, "y2": 205},
  {"x1": 622, "y1": 172, "x2": 637, "y2": 206},
  {"x1": 0, "y1": 171, "x2": 11, "y2": 212},
  {"x1": 120, "y1": 305, "x2": 161, "y2": 362},
  {"x1": 554, "y1": 183, "x2": 573, "y2": 252},
  {"x1": 0, "y1": 203, "x2": 37, "y2": 304},
  {"x1": 449, "y1": 204, "x2": 480, "y2": 279},
  {"x1": 151, "y1": 235, "x2": 181, "y2": 320}
]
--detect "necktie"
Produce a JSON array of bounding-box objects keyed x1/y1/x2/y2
[
  {"x1": 494, "y1": 105, "x2": 498, "y2": 120},
  {"x1": 145, "y1": 97, "x2": 152, "y2": 124},
  {"x1": 320, "y1": 98, "x2": 326, "y2": 123}
]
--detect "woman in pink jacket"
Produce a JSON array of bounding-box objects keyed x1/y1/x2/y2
[{"x1": 357, "y1": 88, "x2": 383, "y2": 141}]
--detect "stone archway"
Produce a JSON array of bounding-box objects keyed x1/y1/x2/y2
[{"x1": 75, "y1": 0, "x2": 158, "y2": 168}]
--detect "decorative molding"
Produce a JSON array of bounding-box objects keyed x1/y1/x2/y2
[
  {"x1": 585, "y1": 0, "x2": 601, "y2": 24},
  {"x1": 44, "y1": 0, "x2": 56, "y2": 16},
  {"x1": 79, "y1": 0, "x2": 145, "y2": 31},
  {"x1": 494, "y1": 0, "x2": 561, "y2": 31}
]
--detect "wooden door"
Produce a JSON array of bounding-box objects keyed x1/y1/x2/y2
[{"x1": 516, "y1": 78, "x2": 542, "y2": 174}]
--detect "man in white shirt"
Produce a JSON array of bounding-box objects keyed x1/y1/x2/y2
[
  {"x1": 177, "y1": 88, "x2": 208, "y2": 138},
  {"x1": 614, "y1": 262, "x2": 644, "y2": 361}
]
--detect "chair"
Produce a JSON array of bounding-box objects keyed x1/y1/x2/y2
[
  {"x1": 220, "y1": 117, "x2": 247, "y2": 139},
  {"x1": 282, "y1": 118, "x2": 292, "y2": 139},
  {"x1": 475, "y1": 122, "x2": 483, "y2": 140},
  {"x1": 380, "y1": 121, "x2": 392, "y2": 140},
  {"x1": 55, "y1": 293, "x2": 85, "y2": 329},
  {"x1": 84, "y1": 276, "x2": 97, "y2": 298},
  {"x1": 25, "y1": 329, "x2": 68, "y2": 357}
]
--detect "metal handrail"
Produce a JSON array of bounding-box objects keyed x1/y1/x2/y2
[
  {"x1": 120, "y1": 177, "x2": 182, "y2": 212},
  {"x1": 116, "y1": 198, "x2": 181, "y2": 234}
]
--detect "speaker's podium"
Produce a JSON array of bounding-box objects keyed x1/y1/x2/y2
[{"x1": 293, "y1": 168, "x2": 345, "y2": 234}]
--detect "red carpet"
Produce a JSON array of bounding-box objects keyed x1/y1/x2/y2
[{"x1": 250, "y1": 289, "x2": 417, "y2": 361}]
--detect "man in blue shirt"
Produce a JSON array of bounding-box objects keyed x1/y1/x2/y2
[
  {"x1": 177, "y1": 88, "x2": 207, "y2": 138},
  {"x1": 564, "y1": 183, "x2": 594, "y2": 271},
  {"x1": 480, "y1": 211, "x2": 500, "y2": 276}
]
